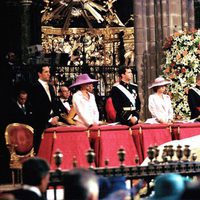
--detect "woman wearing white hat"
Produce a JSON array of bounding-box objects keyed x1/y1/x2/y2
[
  {"x1": 69, "y1": 74, "x2": 99, "y2": 127},
  {"x1": 147, "y1": 76, "x2": 174, "y2": 124}
]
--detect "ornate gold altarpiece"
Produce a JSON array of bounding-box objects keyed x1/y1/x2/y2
[
  {"x1": 42, "y1": 26, "x2": 134, "y2": 67},
  {"x1": 41, "y1": 26, "x2": 135, "y2": 96}
]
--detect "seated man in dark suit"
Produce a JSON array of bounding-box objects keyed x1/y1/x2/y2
[
  {"x1": 4, "y1": 157, "x2": 50, "y2": 200},
  {"x1": 55, "y1": 85, "x2": 72, "y2": 124},
  {"x1": 10, "y1": 89, "x2": 33, "y2": 126}
]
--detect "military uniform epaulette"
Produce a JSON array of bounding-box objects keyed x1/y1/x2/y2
[
  {"x1": 130, "y1": 83, "x2": 138, "y2": 87},
  {"x1": 190, "y1": 86, "x2": 200, "y2": 96},
  {"x1": 113, "y1": 82, "x2": 120, "y2": 87}
]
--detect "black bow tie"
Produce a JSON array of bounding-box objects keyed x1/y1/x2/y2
[{"x1": 63, "y1": 100, "x2": 68, "y2": 103}]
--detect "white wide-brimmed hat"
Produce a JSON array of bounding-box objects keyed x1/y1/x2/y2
[
  {"x1": 69, "y1": 74, "x2": 98, "y2": 88},
  {"x1": 148, "y1": 76, "x2": 171, "y2": 89}
]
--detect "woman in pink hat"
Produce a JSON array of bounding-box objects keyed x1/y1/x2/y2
[
  {"x1": 148, "y1": 76, "x2": 174, "y2": 124},
  {"x1": 69, "y1": 74, "x2": 99, "y2": 127}
]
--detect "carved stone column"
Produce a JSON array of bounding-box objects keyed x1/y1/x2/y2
[
  {"x1": 134, "y1": 0, "x2": 158, "y2": 120},
  {"x1": 133, "y1": 0, "x2": 195, "y2": 120},
  {"x1": 181, "y1": 0, "x2": 195, "y2": 29},
  {"x1": 19, "y1": 0, "x2": 32, "y2": 61}
]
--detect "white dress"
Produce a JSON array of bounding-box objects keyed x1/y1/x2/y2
[
  {"x1": 72, "y1": 90, "x2": 99, "y2": 127},
  {"x1": 142, "y1": 134, "x2": 200, "y2": 165},
  {"x1": 148, "y1": 93, "x2": 173, "y2": 123}
]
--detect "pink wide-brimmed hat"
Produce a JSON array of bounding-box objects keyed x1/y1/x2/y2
[
  {"x1": 148, "y1": 76, "x2": 171, "y2": 89},
  {"x1": 69, "y1": 74, "x2": 98, "y2": 88}
]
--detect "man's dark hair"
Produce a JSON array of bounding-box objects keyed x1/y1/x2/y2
[
  {"x1": 63, "y1": 168, "x2": 98, "y2": 200},
  {"x1": 17, "y1": 90, "x2": 27, "y2": 97},
  {"x1": 36, "y1": 64, "x2": 49, "y2": 74},
  {"x1": 22, "y1": 157, "x2": 50, "y2": 186},
  {"x1": 58, "y1": 84, "x2": 68, "y2": 93},
  {"x1": 118, "y1": 65, "x2": 130, "y2": 78}
]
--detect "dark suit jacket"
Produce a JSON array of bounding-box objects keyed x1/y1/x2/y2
[
  {"x1": 56, "y1": 98, "x2": 69, "y2": 114},
  {"x1": 55, "y1": 97, "x2": 73, "y2": 121},
  {"x1": 7, "y1": 189, "x2": 45, "y2": 200},
  {"x1": 9, "y1": 101, "x2": 33, "y2": 126},
  {"x1": 30, "y1": 81, "x2": 59, "y2": 153},
  {"x1": 30, "y1": 81, "x2": 59, "y2": 132},
  {"x1": 188, "y1": 85, "x2": 200, "y2": 119}
]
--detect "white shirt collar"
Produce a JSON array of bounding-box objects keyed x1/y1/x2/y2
[
  {"x1": 60, "y1": 98, "x2": 68, "y2": 102},
  {"x1": 38, "y1": 79, "x2": 48, "y2": 87},
  {"x1": 17, "y1": 101, "x2": 23, "y2": 108},
  {"x1": 22, "y1": 185, "x2": 42, "y2": 197},
  {"x1": 8, "y1": 61, "x2": 14, "y2": 65}
]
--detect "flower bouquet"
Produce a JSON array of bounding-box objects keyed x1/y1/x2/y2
[{"x1": 162, "y1": 29, "x2": 200, "y2": 119}]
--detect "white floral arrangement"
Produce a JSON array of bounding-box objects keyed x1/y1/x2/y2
[{"x1": 162, "y1": 29, "x2": 200, "y2": 119}]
